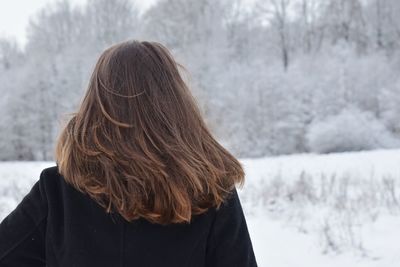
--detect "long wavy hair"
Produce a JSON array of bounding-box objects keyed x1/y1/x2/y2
[{"x1": 55, "y1": 40, "x2": 245, "y2": 224}]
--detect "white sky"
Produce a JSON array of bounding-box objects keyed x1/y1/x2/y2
[{"x1": 0, "y1": 0, "x2": 157, "y2": 47}]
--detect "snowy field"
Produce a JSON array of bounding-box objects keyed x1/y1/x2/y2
[
  {"x1": 240, "y1": 149, "x2": 400, "y2": 267},
  {"x1": 1, "y1": 149, "x2": 400, "y2": 266}
]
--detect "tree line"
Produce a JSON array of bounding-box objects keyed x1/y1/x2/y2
[{"x1": 1, "y1": 0, "x2": 400, "y2": 160}]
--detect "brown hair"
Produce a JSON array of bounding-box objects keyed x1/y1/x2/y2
[{"x1": 55, "y1": 40, "x2": 244, "y2": 224}]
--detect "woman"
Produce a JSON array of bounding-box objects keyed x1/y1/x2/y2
[{"x1": 0, "y1": 40, "x2": 257, "y2": 267}]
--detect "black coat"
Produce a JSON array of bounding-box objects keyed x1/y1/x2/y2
[{"x1": 0, "y1": 166, "x2": 258, "y2": 267}]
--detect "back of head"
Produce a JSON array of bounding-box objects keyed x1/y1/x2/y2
[{"x1": 55, "y1": 40, "x2": 244, "y2": 225}]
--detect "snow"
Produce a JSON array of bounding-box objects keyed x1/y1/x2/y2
[
  {"x1": 1, "y1": 149, "x2": 400, "y2": 266},
  {"x1": 247, "y1": 212, "x2": 400, "y2": 267},
  {"x1": 240, "y1": 148, "x2": 400, "y2": 184},
  {"x1": 239, "y1": 149, "x2": 400, "y2": 267}
]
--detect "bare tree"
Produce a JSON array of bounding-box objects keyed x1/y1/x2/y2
[
  {"x1": 297, "y1": 0, "x2": 324, "y2": 53},
  {"x1": 256, "y1": 0, "x2": 292, "y2": 71},
  {"x1": 322, "y1": 0, "x2": 367, "y2": 52}
]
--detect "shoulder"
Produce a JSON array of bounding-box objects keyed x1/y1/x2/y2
[
  {"x1": 216, "y1": 187, "x2": 242, "y2": 215},
  {"x1": 208, "y1": 187, "x2": 244, "y2": 231},
  {"x1": 36, "y1": 165, "x2": 87, "y2": 220},
  {"x1": 38, "y1": 165, "x2": 62, "y2": 189},
  {"x1": 205, "y1": 187, "x2": 258, "y2": 266},
  {"x1": 37, "y1": 165, "x2": 72, "y2": 201},
  {"x1": 39, "y1": 165, "x2": 71, "y2": 186},
  {"x1": 39, "y1": 165, "x2": 60, "y2": 180}
]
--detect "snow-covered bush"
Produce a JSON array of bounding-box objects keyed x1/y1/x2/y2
[{"x1": 306, "y1": 107, "x2": 400, "y2": 153}]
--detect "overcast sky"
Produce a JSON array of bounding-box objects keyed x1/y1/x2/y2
[{"x1": 0, "y1": 0, "x2": 156, "y2": 47}]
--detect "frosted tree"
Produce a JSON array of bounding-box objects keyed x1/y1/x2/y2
[
  {"x1": 321, "y1": 0, "x2": 368, "y2": 52},
  {"x1": 363, "y1": 0, "x2": 400, "y2": 53},
  {"x1": 0, "y1": 38, "x2": 30, "y2": 159},
  {"x1": 255, "y1": 0, "x2": 293, "y2": 70},
  {"x1": 2, "y1": 0, "x2": 400, "y2": 159},
  {"x1": 85, "y1": 0, "x2": 139, "y2": 48},
  {"x1": 0, "y1": 38, "x2": 23, "y2": 71},
  {"x1": 295, "y1": 0, "x2": 324, "y2": 53}
]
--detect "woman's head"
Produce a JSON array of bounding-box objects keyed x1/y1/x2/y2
[{"x1": 55, "y1": 40, "x2": 244, "y2": 224}]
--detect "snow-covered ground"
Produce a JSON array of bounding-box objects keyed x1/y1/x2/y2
[
  {"x1": 1, "y1": 149, "x2": 400, "y2": 266},
  {"x1": 240, "y1": 149, "x2": 400, "y2": 267}
]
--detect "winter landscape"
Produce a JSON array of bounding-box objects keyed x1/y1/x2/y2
[{"x1": 2, "y1": 0, "x2": 400, "y2": 266}]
